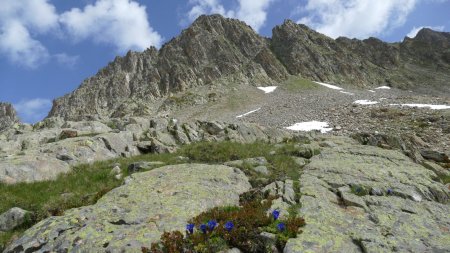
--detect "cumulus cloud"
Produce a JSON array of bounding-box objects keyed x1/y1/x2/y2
[
  {"x1": 0, "y1": 0, "x2": 58, "y2": 68},
  {"x1": 406, "y1": 25, "x2": 445, "y2": 38},
  {"x1": 14, "y1": 98, "x2": 52, "y2": 123},
  {"x1": 60, "y1": 0, "x2": 163, "y2": 51},
  {"x1": 186, "y1": 0, "x2": 275, "y2": 32},
  {"x1": 0, "y1": 0, "x2": 162, "y2": 68},
  {"x1": 296, "y1": 0, "x2": 417, "y2": 39}
]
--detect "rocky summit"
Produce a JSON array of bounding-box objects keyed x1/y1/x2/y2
[{"x1": 1, "y1": 14, "x2": 450, "y2": 253}]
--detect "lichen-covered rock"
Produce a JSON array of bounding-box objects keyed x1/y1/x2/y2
[
  {"x1": 285, "y1": 141, "x2": 450, "y2": 253},
  {"x1": 0, "y1": 155, "x2": 71, "y2": 184},
  {"x1": 4, "y1": 164, "x2": 251, "y2": 252}
]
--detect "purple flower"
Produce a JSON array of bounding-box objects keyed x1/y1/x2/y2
[
  {"x1": 224, "y1": 221, "x2": 234, "y2": 232},
  {"x1": 272, "y1": 209, "x2": 280, "y2": 220},
  {"x1": 186, "y1": 223, "x2": 195, "y2": 234},
  {"x1": 277, "y1": 222, "x2": 286, "y2": 232},
  {"x1": 199, "y1": 224, "x2": 207, "y2": 234},
  {"x1": 387, "y1": 188, "x2": 393, "y2": 195},
  {"x1": 208, "y1": 220, "x2": 217, "y2": 231}
]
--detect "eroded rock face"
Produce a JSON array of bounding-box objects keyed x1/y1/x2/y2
[
  {"x1": 0, "y1": 103, "x2": 19, "y2": 131},
  {"x1": 285, "y1": 142, "x2": 450, "y2": 253},
  {"x1": 4, "y1": 164, "x2": 251, "y2": 252}
]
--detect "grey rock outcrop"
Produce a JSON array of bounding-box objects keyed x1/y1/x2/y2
[
  {"x1": 4, "y1": 164, "x2": 251, "y2": 252},
  {"x1": 0, "y1": 118, "x2": 291, "y2": 184},
  {"x1": 47, "y1": 15, "x2": 450, "y2": 121},
  {"x1": 285, "y1": 140, "x2": 450, "y2": 253},
  {"x1": 0, "y1": 103, "x2": 19, "y2": 131},
  {"x1": 0, "y1": 208, "x2": 30, "y2": 232}
]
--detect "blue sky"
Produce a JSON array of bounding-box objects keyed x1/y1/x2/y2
[{"x1": 1, "y1": 0, "x2": 449, "y2": 123}]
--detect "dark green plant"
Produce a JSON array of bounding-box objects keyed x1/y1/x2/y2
[{"x1": 149, "y1": 191, "x2": 305, "y2": 253}]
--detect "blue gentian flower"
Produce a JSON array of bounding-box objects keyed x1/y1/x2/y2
[
  {"x1": 272, "y1": 209, "x2": 280, "y2": 220},
  {"x1": 207, "y1": 220, "x2": 217, "y2": 231},
  {"x1": 199, "y1": 224, "x2": 207, "y2": 234},
  {"x1": 224, "y1": 221, "x2": 234, "y2": 232},
  {"x1": 387, "y1": 188, "x2": 393, "y2": 195},
  {"x1": 186, "y1": 223, "x2": 195, "y2": 234},
  {"x1": 277, "y1": 222, "x2": 286, "y2": 232}
]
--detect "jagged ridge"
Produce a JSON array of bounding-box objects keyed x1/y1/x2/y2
[{"x1": 48, "y1": 15, "x2": 450, "y2": 121}]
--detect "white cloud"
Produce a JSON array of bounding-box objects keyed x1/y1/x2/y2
[
  {"x1": 406, "y1": 25, "x2": 445, "y2": 38},
  {"x1": 53, "y1": 53, "x2": 80, "y2": 68},
  {"x1": 0, "y1": 0, "x2": 58, "y2": 68},
  {"x1": 14, "y1": 98, "x2": 52, "y2": 123},
  {"x1": 60, "y1": 0, "x2": 163, "y2": 51},
  {"x1": 186, "y1": 0, "x2": 275, "y2": 32},
  {"x1": 296, "y1": 0, "x2": 417, "y2": 39},
  {"x1": 0, "y1": 0, "x2": 162, "y2": 68}
]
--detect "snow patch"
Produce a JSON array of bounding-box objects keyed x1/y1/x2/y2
[
  {"x1": 314, "y1": 81, "x2": 343, "y2": 90},
  {"x1": 236, "y1": 108, "x2": 261, "y2": 118},
  {"x1": 286, "y1": 121, "x2": 333, "y2": 133},
  {"x1": 368, "y1": 90, "x2": 376, "y2": 93},
  {"x1": 375, "y1": 86, "x2": 391, "y2": 90},
  {"x1": 390, "y1": 104, "x2": 450, "y2": 110},
  {"x1": 257, "y1": 86, "x2": 277, "y2": 93},
  {"x1": 339, "y1": 91, "x2": 354, "y2": 95},
  {"x1": 354, "y1": 100, "x2": 379, "y2": 105}
]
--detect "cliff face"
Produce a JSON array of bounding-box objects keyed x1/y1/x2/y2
[
  {"x1": 48, "y1": 15, "x2": 450, "y2": 121},
  {"x1": 0, "y1": 102, "x2": 19, "y2": 131}
]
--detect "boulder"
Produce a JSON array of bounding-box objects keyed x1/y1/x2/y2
[
  {"x1": 0, "y1": 208, "x2": 31, "y2": 232},
  {"x1": 0, "y1": 155, "x2": 71, "y2": 184},
  {"x1": 284, "y1": 141, "x2": 450, "y2": 253},
  {"x1": 4, "y1": 164, "x2": 251, "y2": 252}
]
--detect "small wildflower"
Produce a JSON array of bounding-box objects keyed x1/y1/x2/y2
[
  {"x1": 186, "y1": 223, "x2": 195, "y2": 234},
  {"x1": 272, "y1": 209, "x2": 280, "y2": 220},
  {"x1": 199, "y1": 224, "x2": 207, "y2": 234},
  {"x1": 224, "y1": 221, "x2": 234, "y2": 232},
  {"x1": 387, "y1": 188, "x2": 393, "y2": 195},
  {"x1": 207, "y1": 220, "x2": 217, "y2": 231},
  {"x1": 277, "y1": 222, "x2": 286, "y2": 232}
]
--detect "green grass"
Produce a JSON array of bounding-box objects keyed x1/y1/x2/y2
[
  {"x1": 0, "y1": 140, "x2": 313, "y2": 248},
  {"x1": 282, "y1": 76, "x2": 320, "y2": 92}
]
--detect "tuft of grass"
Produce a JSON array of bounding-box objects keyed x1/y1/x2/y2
[{"x1": 282, "y1": 76, "x2": 320, "y2": 92}]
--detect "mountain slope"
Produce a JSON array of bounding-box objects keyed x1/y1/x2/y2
[{"x1": 48, "y1": 15, "x2": 450, "y2": 121}]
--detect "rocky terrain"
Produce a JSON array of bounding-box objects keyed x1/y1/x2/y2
[
  {"x1": 47, "y1": 15, "x2": 450, "y2": 121},
  {"x1": 0, "y1": 14, "x2": 449, "y2": 253}
]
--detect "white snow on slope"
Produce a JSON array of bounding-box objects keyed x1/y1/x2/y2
[
  {"x1": 368, "y1": 90, "x2": 376, "y2": 93},
  {"x1": 236, "y1": 108, "x2": 261, "y2": 118},
  {"x1": 354, "y1": 100, "x2": 378, "y2": 105},
  {"x1": 375, "y1": 86, "x2": 391, "y2": 90},
  {"x1": 390, "y1": 104, "x2": 450, "y2": 110},
  {"x1": 257, "y1": 86, "x2": 277, "y2": 93},
  {"x1": 286, "y1": 121, "x2": 333, "y2": 133},
  {"x1": 339, "y1": 91, "x2": 354, "y2": 95},
  {"x1": 314, "y1": 81, "x2": 343, "y2": 90}
]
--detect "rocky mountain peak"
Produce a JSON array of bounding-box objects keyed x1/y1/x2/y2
[{"x1": 0, "y1": 102, "x2": 19, "y2": 131}]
